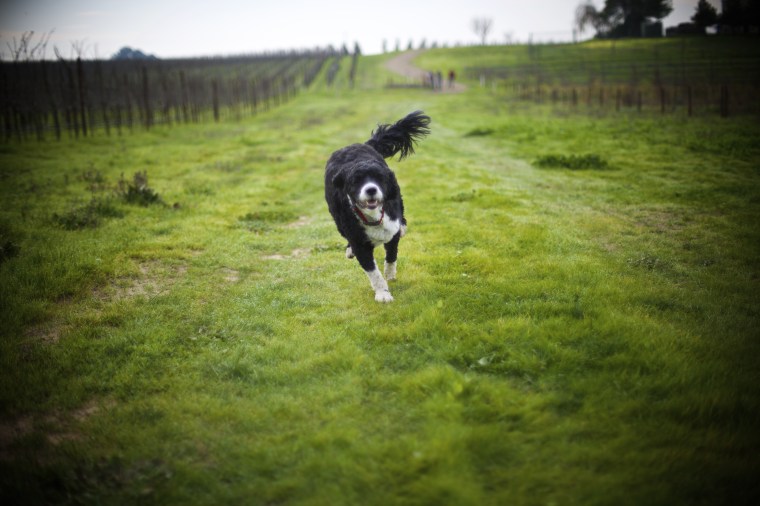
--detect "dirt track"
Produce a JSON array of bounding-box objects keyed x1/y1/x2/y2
[{"x1": 384, "y1": 50, "x2": 466, "y2": 93}]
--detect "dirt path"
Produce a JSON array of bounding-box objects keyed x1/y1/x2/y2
[{"x1": 384, "y1": 50, "x2": 467, "y2": 93}]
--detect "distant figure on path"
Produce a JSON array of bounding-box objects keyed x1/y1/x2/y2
[{"x1": 448, "y1": 69, "x2": 456, "y2": 88}]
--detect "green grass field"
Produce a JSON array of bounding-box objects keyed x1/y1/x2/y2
[{"x1": 1, "y1": 43, "x2": 759, "y2": 505}]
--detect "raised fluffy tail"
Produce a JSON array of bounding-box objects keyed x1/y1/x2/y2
[{"x1": 365, "y1": 110, "x2": 431, "y2": 160}]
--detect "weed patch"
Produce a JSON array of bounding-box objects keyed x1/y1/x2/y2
[
  {"x1": 534, "y1": 153, "x2": 610, "y2": 170},
  {"x1": 238, "y1": 208, "x2": 298, "y2": 233},
  {"x1": 117, "y1": 171, "x2": 164, "y2": 207},
  {"x1": 52, "y1": 170, "x2": 166, "y2": 230},
  {"x1": 464, "y1": 127, "x2": 495, "y2": 137},
  {"x1": 627, "y1": 254, "x2": 672, "y2": 272},
  {"x1": 451, "y1": 189, "x2": 478, "y2": 202},
  {"x1": 52, "y1": 197, "x2": 124, "y2": 230},
  {"x1": 0, "y1": 240, "x2": 20, "y2": 264},
  {"x1": 79, "y1": 168, "x2": 110, "y2": 192}
]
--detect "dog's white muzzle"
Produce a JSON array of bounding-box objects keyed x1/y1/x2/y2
[{"x1": 357, "y1": 183, "x2": 383, "y2": 210}]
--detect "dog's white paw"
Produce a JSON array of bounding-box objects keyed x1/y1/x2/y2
[
  {"x1": 345, "y1": 245, "x2": 354, "y2": 259},
  {"x1": 400, "y1": 224, "x2": 407, "y2": 238},
  {"x1": 375, "y1": 289, "x2": 394, "y2": 303}
]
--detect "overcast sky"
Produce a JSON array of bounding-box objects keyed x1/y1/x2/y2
[{"x1": 0, "y1": 0, "x2": 722, "y2": 59}]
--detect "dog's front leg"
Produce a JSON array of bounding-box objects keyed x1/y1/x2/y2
[
  {"x1": 383, "y1": 232, "x2": 401, "y2": 281},
  {"x1": 367, "y1": 268, "x2": 393, "y2": 303},
  {"x1": 353, "y1": 243, "x2": 393, "y2": 303}
]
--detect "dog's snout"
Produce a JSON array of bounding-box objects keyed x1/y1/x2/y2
[{"x1": 358, "y1": 182, "x2": 383, "y2": 205}]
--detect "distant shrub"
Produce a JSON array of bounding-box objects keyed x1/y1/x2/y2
[
  {"x1": 118, "y1": 171, "x2": 163, "y2": 206},
  {"x1": 53, "y1": 197, "x2": 124, "y2": 230},
  {"x1": 534, "y1": 154, "x2": 610, "y2": 170}
]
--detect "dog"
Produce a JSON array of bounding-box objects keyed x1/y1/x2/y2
[{"x1": 324, "y1": 111, "x2": 430, "y2": 302}]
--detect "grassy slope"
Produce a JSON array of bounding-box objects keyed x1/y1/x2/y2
[
  {"x1": 1, "y1": 46, "x2": 759, "y2": 505},
  {"x1": 415, "y1": 37, "x2": 760, "y2": 86}
]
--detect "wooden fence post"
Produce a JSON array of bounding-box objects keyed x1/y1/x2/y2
[
  {"x1": 42, "y1": 61, "x2": 61, "y2": 141},
  {"x1": 179, "y1": 71, "x2": 189, "y2": 124},
  {"x1": 123, "y1": 74, "x2": 133, "y2": 131},
  {"x1": 159, "y1": 72, "x2": 170, "y2": 127},
  {"x1": 76, "y1": 58, "x2": 88, "y2": 137},
  {"x1": 114, "y1": 104, "x2": 122, "y2": 136},
  {"x1": 687, "y1": 85, "x2": 692, "y2": 116},
  {"x1": 720, "y1": 85, "x2": 729, "y2": 118},
  {"x1": 251, "y1": 79, "x2": 258, "y2": 115},
  {"x1": 96, "y1": 62, "x2": 110, "y2": 136},
  {"x1": 142, "y1": 67, "x2": 152, "y2": 129},
  {"x1": 212, "y1": 80, "x2": 220, "y2": 122},
  {"x1": 63, "y1": 62, "x2": 79, "y2": 138}
]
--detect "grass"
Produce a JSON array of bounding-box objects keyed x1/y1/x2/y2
[{"x1": 1, "y1": 43, "x2": 760, "y2": 505}]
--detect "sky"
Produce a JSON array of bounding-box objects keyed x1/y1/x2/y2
[{"x1": 0, "y1": 0, "x2": 722, "y2": 59}]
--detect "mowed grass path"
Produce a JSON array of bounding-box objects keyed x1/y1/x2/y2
[{"x1": 1, "y1": 51, "x2": 759, "y2": 504}]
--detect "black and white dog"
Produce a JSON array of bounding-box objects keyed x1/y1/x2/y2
[{"x1": 324, "y1": 111, "x2": 430, "y2": 303}]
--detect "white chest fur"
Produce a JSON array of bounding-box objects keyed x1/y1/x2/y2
[{"x1": 364, "y1": 217, "x2": 400, "y2": 246}]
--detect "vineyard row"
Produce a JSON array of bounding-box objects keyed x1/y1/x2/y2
[{"x1": 1, "y1": 52, "x2": 334, "y2": 142}]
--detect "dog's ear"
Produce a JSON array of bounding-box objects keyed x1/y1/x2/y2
[{"x1": 332, "y1": 173, "x2": 345, "y2": 189}]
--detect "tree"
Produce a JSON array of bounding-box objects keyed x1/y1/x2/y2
[
  {"x1": 4, "y1": 30, "x2": 54, "y2": 61},
  {"x1": 692, "y1": 0, "x2": 718, "y2": 28},
  {"x1": 719, "y1": 0, "x2": 760, "y2": 31},
  {"x1": 574, "y1": 0, "x2": 672, "y2": 38},
  {"x1": 575, "y1": 1, "x2": 610, "y2": 36},
  {"x1": 472, "y1": 18, "x2": 493, "y2": 45}
]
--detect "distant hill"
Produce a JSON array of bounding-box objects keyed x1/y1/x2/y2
[{"x1": 111, "y1": 47, "x2": 159, "y2": 61}]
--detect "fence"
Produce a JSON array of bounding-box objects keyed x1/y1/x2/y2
[
  {"x1": 0, "y1": 51, "x2": 331, "y2": 142},
  {"x1": 480, "y1": 80, "x2": 754, "y2": 117},
  {"x1": 466, "y1": 38, "x2": 760, "y2": 116}
]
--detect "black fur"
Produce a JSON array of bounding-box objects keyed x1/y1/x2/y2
[
  {"x1": 365, "y1": 110, "x2": 431, "y2": 160},
  {"x1": 324, "y1": 111, "x2": 430, "y2": 298}
]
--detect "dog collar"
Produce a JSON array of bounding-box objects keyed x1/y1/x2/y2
[{"x1": 348, "y1": 196, "x2": 384, "y2": 226}]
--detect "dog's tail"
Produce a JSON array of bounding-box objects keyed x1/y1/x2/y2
[{"x1": 365, "y1": 110, "x2": 431, "y2": 160}]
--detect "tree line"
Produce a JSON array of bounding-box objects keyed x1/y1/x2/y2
[{"x1": 575, "y1": 0, "x2": 760, "y2": 38}]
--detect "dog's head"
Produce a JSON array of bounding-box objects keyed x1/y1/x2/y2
[{"x1": 332, "y1": 161, "x2": 395, "y2": 211}]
